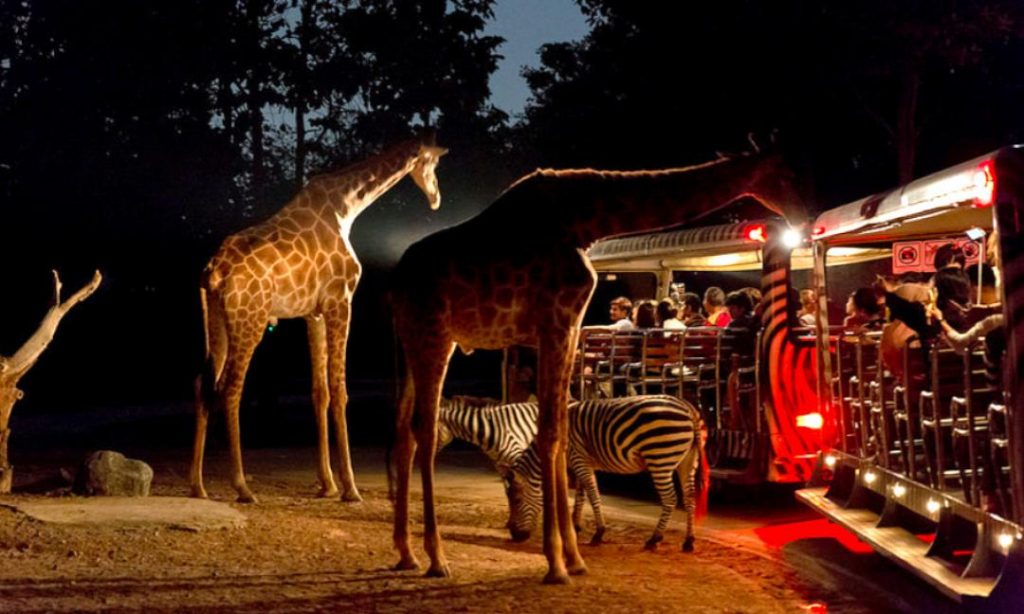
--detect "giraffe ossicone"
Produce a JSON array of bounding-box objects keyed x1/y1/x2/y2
[
  {"x1": 389, "y1": 150, "x2": 806, "y2": 582},
  {"x1": 190, "y1": 132, "x2": 447, "y2": 504}
]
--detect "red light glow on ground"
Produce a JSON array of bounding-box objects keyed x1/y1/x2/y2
[{"x1": 752, "y1": 519, "x2": 875, "y2": 554}]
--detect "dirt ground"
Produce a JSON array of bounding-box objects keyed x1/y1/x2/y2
[{"x1": 0, "y1": 447, "x2": 836, "y2": 613}]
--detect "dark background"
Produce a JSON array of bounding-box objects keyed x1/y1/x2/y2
[{"x1": 3, "y1": 1, "x2": 1024, "y2": 449}]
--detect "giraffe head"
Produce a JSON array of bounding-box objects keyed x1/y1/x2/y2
[
  {"x1": 742, "y1": 152, "x2": 810, "y2": 227},
  {"x1": 409, "y1": 138, "x2": 448, "y2": 211}
]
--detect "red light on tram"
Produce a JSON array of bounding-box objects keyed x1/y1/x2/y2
[
  {"x1": 973, "y1": 160, "x2": 996, "y2": 207},
  {"x1": 746, "y1": 224, "x2": 767, "y2": 242},
  {"x1": 812, "y1": 225, "x2": 825, "y2": 236},
  {"x1": 796, "y1": 412, "x2": 824, "y2": 430}
]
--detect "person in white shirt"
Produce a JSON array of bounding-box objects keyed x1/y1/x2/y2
[
  {"x1": 608, "y1": 296, "x2": 636, "y2": 330},
  {"x1": 657, "y1": 298, "x2": 686, "y2": 331}
]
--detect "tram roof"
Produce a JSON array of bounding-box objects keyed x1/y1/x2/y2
[
  {"x1": 812, "y1": 145, "x2": 1022, "y2": 245},
  {"x1": 587, "y1": 221, "x2": 887, "y2": 272}
]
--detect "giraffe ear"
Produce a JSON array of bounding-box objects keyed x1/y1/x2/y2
[{"x1": 436, "y1": 147, "x2": 449, "y2": 158}]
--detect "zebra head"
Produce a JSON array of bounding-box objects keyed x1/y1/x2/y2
[{"x1": 504, "y1": 453, "x2": 542, "y2": 542}]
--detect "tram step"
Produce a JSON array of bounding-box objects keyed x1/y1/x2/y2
[{"x1": 795, "y1": 487, "x2": 996, "y2": 604}]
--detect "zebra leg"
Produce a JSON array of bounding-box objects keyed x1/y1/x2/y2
[
  {"x1": 572, "y1": 457, "x2": 606, "y2": 545},
  {"x1": 645, "y1": 466, "x2": 677, "y2": 551},
  {"x1": 572, "y1": 483, "x2": 585, "y2": 535},
  {"x1": 676, "y1": 441, "x2": 701, "y2": 552}
]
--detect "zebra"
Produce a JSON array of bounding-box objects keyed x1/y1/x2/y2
[
  {"x1": 505, "y1": 395, "x2": 707, "y2": 551},
  {"x1": 437, "y1": 396, "x2": 539, "y2": 472},
  {"x1": 438, "y1": 395, "x2": 707, "y2": 551}
]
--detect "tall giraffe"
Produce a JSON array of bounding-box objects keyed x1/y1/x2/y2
[
  {"x1": 191, "y1": 133, "x2": 447, "y2": 504},
  {"x1": 389, "y1": 152, "x2": 806, "y2": 582}
]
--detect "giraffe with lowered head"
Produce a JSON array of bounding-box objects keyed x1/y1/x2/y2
[
  {"x1": 390, "y1": 150, "x2": 806, "y2": 582},
  {"x1": 192, "y1": 133, "x2": 447, "y2": 503}
]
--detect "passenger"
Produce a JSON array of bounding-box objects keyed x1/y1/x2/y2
[
  {"x1": 680, "y1": 292, "x2": 708, "y2": 327},
  {"x1": 932, "y1": 243, "x2": 972, "y2": 331},
  {"x1": 704, "y1": 287, "x2": 731, "y2": 328},
  {"x1": 724, "y1": 291, "x2": 756, "y2": 429},
  {"x1": 797, "y1": 288, "x2": 817, "y2": 327},
  {"x1": 843, "y1": 287, "x2": 884, "y2": 331},
  {"x1": 632, "y1": 300, "x2": 658, "y2": 329},
  {"x1": 724, "y1": 291, "x2": 757, "y2": 357},
  {"x1": 607, "y1": 296, "x2": 636, "y2": 331},
  {"x1": 657, "y1": 298, "x2": 686, "y2": 331}
]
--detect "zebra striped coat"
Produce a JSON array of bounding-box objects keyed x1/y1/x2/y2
[{"x1": 439, "y1": 395, "x2": 707, "y2": 551}]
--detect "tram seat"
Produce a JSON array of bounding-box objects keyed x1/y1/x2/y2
[
  {"x1": 985, "y1": 400, "x2": 1013, "y2": 518},
  {"x1": 682, "y1": 327, "x2": 723, "y2": 420},
  {"x1": 866, "y1": 339, "x2": 896, "y2": 468},
  {"x1": 833, "y1": 331, "x2": 859, "y2": 453},
  {"x1": 919, "y1": 343, "x2": 969, "y2": 491},
  {"x1": 624, "y1": 330, "x2": 685, "y2": 396},
  {"x1": 951, "y1": 344, "x2": 1000, "y2": 508},
  {"x1": 848, "y1": 332, "x2": 881, "y2": 458},
  {"x1": 575, "y1": 329, "x2": 643, "y2": 399},
  {"x1": 892, "y1": 337, "x2": 926, "y2": 479}
]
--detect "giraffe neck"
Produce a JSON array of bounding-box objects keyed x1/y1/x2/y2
[
  {"x1": 542, "y1": 155, "x2": 773, "y2": 247},
  {"x1": 307, "y1": 138, "x2": 421, "y2": 224}
]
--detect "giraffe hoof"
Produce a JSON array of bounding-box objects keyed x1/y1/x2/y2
[
  {"x1": 393, "y1": 557, "x2": 420, "y2": 571},
  {"x1": 189, "y1": 486, "x2": 208, "y2": 500},
  {"x1": 235, "y1": 492, "x2": 258, "y2": 504},
  {"x1": 341, "y1": 490, "x2": 363, "y2": 503},
  {"x1": 588, "y1": 535, "x2": 603, "y2": 547},
  {"x1": 682, "y1": 537, "x2": 695, "y2": 553},
  {"x1": 425, "y1": 562, "x2": 452, "y2": 578},
  {"x1": 568, "y1": 561, "x2": 588, "y2": 576},
  {"x1": 542, "y1": 569, "x2": 572, "y2": 585},
  {"x1": 317, "y1": 486, "x2": 340, "y2": 499}
]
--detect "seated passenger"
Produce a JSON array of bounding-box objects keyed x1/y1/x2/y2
[
  {"x1": 797, "y1": 288, "x2": 817, "y2": 327},
  {"x1": 632, "y1": 300, "x2": 658, "y2": 329},
  {"x1": 657, "y1": 298, "x2": 686, "y2": 331},
  {"x1": 932, "y1": 242, "x2": 972, "y2": 331},
  {"x1": 704, "y1": 286, "x2": 731, "y2": 328},
  {"x1": 680, "y1": 292, "x2": 708, "y2": 328},
  {"x1": 724, "y1": 291, "x2": 757, "y2": 357},
  {"x1": 843, "y1": 287, "x2": 883, "y2": 331},
  {"x1": 607, "y1": 296, "x2": 636, "y2": 331}
]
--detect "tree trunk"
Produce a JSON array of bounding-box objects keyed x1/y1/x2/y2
[
  {"x1": 0, "y1": 270, "x2": 101, "y2": 493},
  {"x1": 895, "y1": 70, "x2": 920, "y2": 185},
  {"x1": 295, "y1": 103, "x2": 306, "y2": 189}
]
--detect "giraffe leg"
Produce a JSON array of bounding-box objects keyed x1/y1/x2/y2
[
  {"x1": 306, "y1": 315, "x2": 339, "y2": 498},
  {"x1": 190, "y1": 290, "x2": 228, "y2": 500},
  {"x1": 537, "y1": 330, "x2": 586, "y2": 583},
  {"x1": 222, "y1": 321, "x2": 265, "y2": 504},
  {"x1": 411, "y1": 342, "x2": 456, "y2": 578},
  {"x1": 392, "y1": 364, "x2": 419, "y2": 571},
  {"x1": 326, "y1": 304, "x2": 361, "y2": 502}
]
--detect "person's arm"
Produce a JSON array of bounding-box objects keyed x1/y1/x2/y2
[
  {"x1": 933, "y1": 307, "x2": 1003, "y2": 354},
  {"x1": 884, "y1": 291, "x2": 929, "y2": 334}
]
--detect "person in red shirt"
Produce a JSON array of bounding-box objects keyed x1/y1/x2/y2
[{"x1": 703, "y1": 286, "x2": 731, "y2": 328}]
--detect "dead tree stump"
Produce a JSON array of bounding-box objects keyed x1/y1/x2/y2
[{"x1": 0, "y1": 270, "x2": 101, "y2": 493}]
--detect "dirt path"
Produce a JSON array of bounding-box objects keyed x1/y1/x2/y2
[{"x1": 0, "y1": 448, "x2": 840, "y2": 612}]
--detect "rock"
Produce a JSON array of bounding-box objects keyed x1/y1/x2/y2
[{"x1": 74, "y1": 451, "x2": 153, "y2": 497}]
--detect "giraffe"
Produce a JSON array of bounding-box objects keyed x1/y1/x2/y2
[
  {"x1": 191, "y1": 133, "x2": 448, "y2": 504},
  {"x1": 389, "y1": 151, "x2": 807, "y2": 582}
]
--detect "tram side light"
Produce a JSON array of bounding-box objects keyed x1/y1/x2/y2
[
  {"x1": 823, "y1": 454, "x2": 837, "y2": 468},
  {"x1": 782, "y1": 228, "x2": 804, "y2": 249},
  {"x1": 892, "y1": 483, "x2": 906, "y2": 498},
  {"x1": 973, "y1": 160, "x2": 996, "y2": 207},
  {"x1": 863, "y1": 471, "x2": 877, "y2": 485},
  {"x1": 746, "y1": 224, "x2": 767, "y2": 243},
  {"x1": 999, "y1": 533, "x2": 1015, "y2": 550},
  {"x1": 796, "y1": 412, "x2": 824, "y2": 429},
  {"x1": 926, "y1": 499, "x2": 941, "y2": 514}
]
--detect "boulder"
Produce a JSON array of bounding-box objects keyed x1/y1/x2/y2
[{"x1": 75, "y1": 451, "x2": 153, "y2": 497}]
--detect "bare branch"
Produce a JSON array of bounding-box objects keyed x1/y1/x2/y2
[{"x1": 3, "y1": 270, "x2": 102, "y2": 379}]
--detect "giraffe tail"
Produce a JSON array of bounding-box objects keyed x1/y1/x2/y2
[{"x1": 196, "y1": 286, "x2": 219, "y2": 411}]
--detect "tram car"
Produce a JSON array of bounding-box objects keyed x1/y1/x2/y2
[
  {"x1": 797, "y1": 145, "x2": 1024, "y2": 608},
  {"x1": 557, "y1": 219, "x2": 887, "y2": 485}
]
